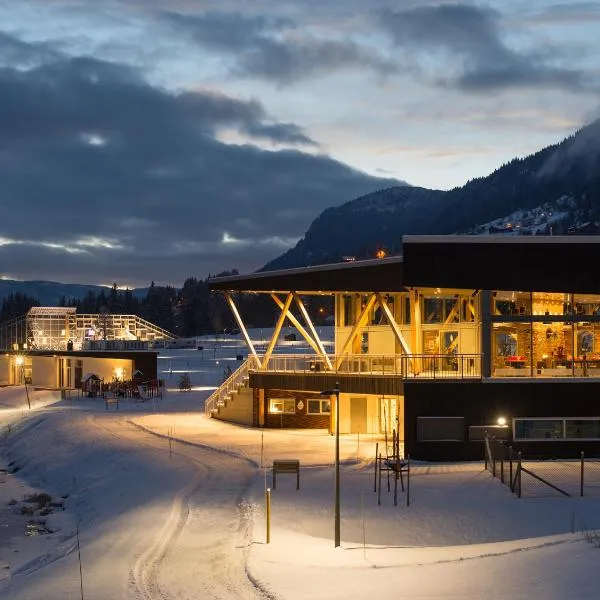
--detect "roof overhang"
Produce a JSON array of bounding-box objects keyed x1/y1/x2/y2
[
  {"x1": 209, "y1": 235, "x2": 600, "y2": 295},
  {"x1": 208, "y1": 255, "x2": 405, "y2": 293}
]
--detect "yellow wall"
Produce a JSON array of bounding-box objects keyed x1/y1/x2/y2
[
  {"x1": 32, "y1": 357, "x2": 56, "y2": 388},
  {"x1": 338, "y1": 393, "x2": 398, "y2": 434},
  {"x1": 83, "y1": 358, "x2": 132, "y2": 382},
  {"x1": 0, "y1": 357, "x2": 9, "y2": 385}
]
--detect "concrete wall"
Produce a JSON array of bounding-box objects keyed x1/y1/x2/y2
[{"x1": 214, "y1": 387, "x2": 254, "y2": 426}]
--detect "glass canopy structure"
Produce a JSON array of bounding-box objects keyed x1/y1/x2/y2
[{"x1": 0, "y1": 307, "x2": 175, "y2": 351}]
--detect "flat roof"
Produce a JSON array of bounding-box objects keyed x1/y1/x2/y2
[
  {"x1": 208, "y1": 255, "x2": 404, "y2": 293},
  {"x1": 209, "y1": 235, "x2": 600, "y2": 295},
  {"x1": 4, "y1": 350, "x2": 158, "y2": 359}
]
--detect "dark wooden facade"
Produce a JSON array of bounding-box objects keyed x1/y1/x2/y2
[
  {"x1": 249, "y1": 372, "x2": 404, "y2": 396},
  {"x1": 404, "y1": 380, "x2": 600, "y2": 461},
  {"x1": 403, "y1": 235, "x2": 600, "y2": 293}
]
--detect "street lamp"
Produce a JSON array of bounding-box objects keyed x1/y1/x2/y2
[
  {"x1": 15, "y1": 355, "x2": 31, "y2": 410},
  {"x1": 321, "y1": 381, "x2": 340, "y2": 547}
]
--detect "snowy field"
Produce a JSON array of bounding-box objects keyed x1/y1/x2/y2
[{"x1": 0, "y1": 332, "x2": 599, "y2": 599}]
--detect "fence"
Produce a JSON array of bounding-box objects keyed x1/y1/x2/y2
[{"x1": 485, "y1": 434, "x2": 600, "y2": 498}]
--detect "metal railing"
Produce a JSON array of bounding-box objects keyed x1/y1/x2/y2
[
  {"x1": 204, "y1": 359, "x2": 251, "y2": 416},
  {"x1": 251, "y1": 353, "x2": 482, "y2": 379}
]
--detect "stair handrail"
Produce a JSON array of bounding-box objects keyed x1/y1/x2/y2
[{"x1": 204, "y1": 358, "x2": 252, "y2": 416}]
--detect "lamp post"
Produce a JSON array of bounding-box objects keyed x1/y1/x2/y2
[
  {"x1": 15, "y1": 356, "x2": 31, "y2": 410},
  {"x1": 321, "y1": 382, "x2": 340, "y2": 547}
]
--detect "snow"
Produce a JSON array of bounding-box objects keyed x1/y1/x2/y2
[{"x1": 0, "y1": 338, "x2": 599, "y2": 599}]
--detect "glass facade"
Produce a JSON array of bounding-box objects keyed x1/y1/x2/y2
[
  {"x1": 0, "y1": 308, "x2": 174, "y2": 351},
  {"x1": 491, "y1": 292, "x2": 600, "y2": 378}
]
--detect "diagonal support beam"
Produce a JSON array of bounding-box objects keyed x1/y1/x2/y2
[
  {"x1": 293, "y1": 292, "x2": 333, "y2": 370},
  {"x1": 334, "y1": 293, "x2": 377, "y2": 370},
  {"x1": 376, "y1": 294, "x2": 413, "y2": 356},
  {"x1": 225, "y1": 293, "x2": 258, "y2": 361},
  {"x1": 271, "y1": 294, "x2": 326, "y2": 362},
  {"x1": 444, "y1": 299, "x2": 461, "y2": 325},
  {"x1": 262, "y1": 293, "x2": 293, "y2": 370}
]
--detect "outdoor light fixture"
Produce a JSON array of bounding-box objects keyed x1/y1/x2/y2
[
  {"x1": 321, "y1": 382, "x2": 340, "y2": 548},
  {"x1": 497, "y1": 416, "x2": 507, "y2": 427}
]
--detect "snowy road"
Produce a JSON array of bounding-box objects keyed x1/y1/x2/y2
[{"x1": 1, "y1": 404, "x2": 267, "y2": 600}]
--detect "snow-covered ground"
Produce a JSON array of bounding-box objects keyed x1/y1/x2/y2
[{"x1": 0, "y1": 338, "x2": 599, "y2": 599}]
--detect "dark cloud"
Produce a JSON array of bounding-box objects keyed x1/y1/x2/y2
[
  {"x1": 163, "y1": 11, "x2": 393, "y2": 83},
  {"x1": 380, "y1": 3, "x2": 586, "y2": 92},
  {"x1": 0, "y1": 44, "x2": 399, "y2": 285},
  {"x1": 0, "y1": 31, "x2": 60, "y2": 67}
]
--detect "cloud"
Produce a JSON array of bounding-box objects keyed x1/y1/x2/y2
[
  {"x1": 380, "y1": 3, "x2": 586, "y2": 92},
  {"x1": 0, "y1": 44, "x2": 399, "y2": 285},
  {"x1": 163, "y1": 11, "x2": 393, "y2": 84}
]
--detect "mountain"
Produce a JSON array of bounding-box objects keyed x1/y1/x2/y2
[
  {"x1": 0, "y1": 279, "x2": 147, "y2": 306},
  {"x1": 263, "y1": 119, "x2": 600, "y2": 270}
]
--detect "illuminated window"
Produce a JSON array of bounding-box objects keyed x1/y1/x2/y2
[{"x1": 269, "y1": 398, "x2": 295, "y2": 414}]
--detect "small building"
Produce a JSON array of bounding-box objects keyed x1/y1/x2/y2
[
  {"x1": 207, "y1": 235, "x2": 600, "y2": 460},
  {"x1": 0, "y1": 349, "x2": 158, "y2": 389}
]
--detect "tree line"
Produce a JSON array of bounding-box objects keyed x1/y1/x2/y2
[{"x1": 0, "y1": 273, "x2": 334, "y2": 337}]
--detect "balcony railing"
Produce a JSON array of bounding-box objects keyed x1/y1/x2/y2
[{"x1": 250, "y1": 353, "x2": 482, "y2": 380}]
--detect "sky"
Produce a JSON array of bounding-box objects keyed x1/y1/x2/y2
[{"x1": 0, "y1": 0, "x2": 599, "y2": 288}]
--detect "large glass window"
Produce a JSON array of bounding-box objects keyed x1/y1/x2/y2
[
  {"x1": 532, "y1": 292, "x2": 571, "y2": 317},
  {"x1": 515, "y1": 418, "x2": 600, "y2": 440},
  {"x1": 494, "y1": 291, "x2": 531, "y2": 316},
  {"x1": 573, "y1": 294, "x2": 600, "y2": 317},
  {"x1": 514, "y1": 419, "x2": 564, "y2": 439},
  {"x1": 423, "y1": 296, "x2": 459, "y2": 324},
  {"x1": 493, "y1": 323, "x2": 531, "y2": 375}
]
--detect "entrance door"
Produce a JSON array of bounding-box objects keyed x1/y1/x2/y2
[{"x1": 350, "y1": 397, "x2": 367, "y2": 434}]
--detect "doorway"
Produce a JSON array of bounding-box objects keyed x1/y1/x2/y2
[{"x1": 350, "y1": 396, "x2": 367, "y2": 434}]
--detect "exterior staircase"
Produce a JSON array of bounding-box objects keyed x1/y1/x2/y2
[{"x1": 204, "y1": 359, "x2": 254, "y2": 424}]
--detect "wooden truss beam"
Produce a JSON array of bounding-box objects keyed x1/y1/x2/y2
[
  {"x1": 225, "y1": 293, "x2": 258, "y2": 361},
  {"x1": 376, "y1": 294, "x2": 413, "y2": 357},
  {"x1": 262, "y1": 293, "x2": 294, "y2": 370},
  {"x1": 292, "y1": 292, "x2": 333, "y2": 370},
  {"x1": 271, "y1": 294, "x2": 328, "y2": 365}
]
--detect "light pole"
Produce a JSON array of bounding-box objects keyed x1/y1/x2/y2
[
  {"x1": 15, "y1": 356, "x2": 31, "y2": 410},
  {"x1": 321, "y1": 382, "x2": 340, "y2": 547}
]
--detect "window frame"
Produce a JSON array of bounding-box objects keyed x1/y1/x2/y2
[
  {"x1": 269, "y1": 398, "x2": 296, "y2": 415},
  {"x1": 307, "y1": 398, "x2": 331, "y2": 415}
]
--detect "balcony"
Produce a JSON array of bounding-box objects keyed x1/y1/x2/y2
[{"x1": 248, "y1": 353, "x2": 482, "y2": 395}]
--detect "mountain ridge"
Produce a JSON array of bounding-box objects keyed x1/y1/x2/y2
[{"x1": 263, "y1": 119, "x2": 600, "y2": 270}]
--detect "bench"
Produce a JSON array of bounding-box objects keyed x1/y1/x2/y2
[{"x1": 273, "y1": 459, "x2": 300, "y2": 490}]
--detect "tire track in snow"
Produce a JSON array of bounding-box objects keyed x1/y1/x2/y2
[
  {"x1": 86, "y1": 414, "x2": 204, "y2": 600},
  {"x1": 87, "y1": 413, "x2": 269, "y2": 600}
]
